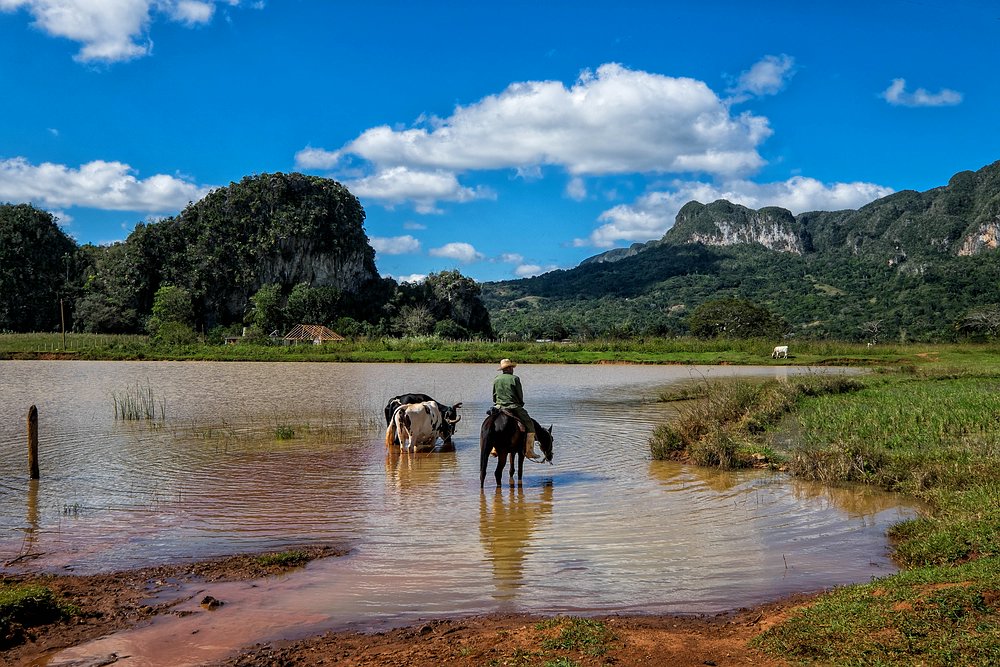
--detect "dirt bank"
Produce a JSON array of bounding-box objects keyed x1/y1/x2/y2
[
  {"x1": 216, "y1": 600, "x2": 809, "y2": 667},
  {"x1": 3, "y1": 548, "x2": 810, "y2": 667}
]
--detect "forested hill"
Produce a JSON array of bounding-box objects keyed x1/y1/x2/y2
[
  {"x1": 483, "y1": 160, "x2": 1000, "y2": 342},
  {"x1": 1, "y1": 173, "x2": 492, "y2": 339}
]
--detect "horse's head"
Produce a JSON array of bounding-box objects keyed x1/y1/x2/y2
[{"x1": 536, "y1": 424, "x2": 554, "y2": 464}]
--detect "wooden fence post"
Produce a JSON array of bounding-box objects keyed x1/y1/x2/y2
[{"x1": 27, "y1": 405, "x2": 39, "y2": 479}]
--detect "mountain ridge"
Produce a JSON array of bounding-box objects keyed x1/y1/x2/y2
[
  {"x1": 582, "y1": 159, "x2": 1000, "y2": 266},
  {"x1": 486, "y1": 160, "x2": 1000, "y2": 341}
]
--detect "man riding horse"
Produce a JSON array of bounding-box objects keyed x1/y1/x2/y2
[{"x1": 492, "y1": 358, "x2": 541, "y2": 460}]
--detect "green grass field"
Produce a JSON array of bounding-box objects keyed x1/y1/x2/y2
[{"x1": 5, "y1": 332, "x2": 1000, "y2": 368}]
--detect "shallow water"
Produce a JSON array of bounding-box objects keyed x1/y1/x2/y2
[{"x1": 0, "y1": 361, "x2": 917, "y2": 665}]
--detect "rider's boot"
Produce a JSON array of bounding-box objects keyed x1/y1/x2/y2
[{"x1": 525, "y1": 432, "x2": 539, "y2": 459}]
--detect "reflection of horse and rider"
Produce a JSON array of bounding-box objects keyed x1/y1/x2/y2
[{"x1": 479, "y1": 481, "x2": 554, "y2": 601}]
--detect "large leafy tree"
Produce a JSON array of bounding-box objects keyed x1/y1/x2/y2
[
  {"x1": 423, "y1": 270, "x2": 492, "y2": 336},
  {"x1": 284, "y1": 283, "x2": 343, "y2": 327},
  {"x1": 0, "y1": 204, "x2": 76, "y2": 332},
  {"x1": 247, "y1": 283, "x2": 284, "y2": 334},
  {"x1": 688, "y1": 298, "x2": 788, "y2": 339},
  {"x1": 147, "y1": 285, "x2": 195, "y2": 332},
  {"x1": 74, "y1": 235, "x2": 165, "y2": 334}
]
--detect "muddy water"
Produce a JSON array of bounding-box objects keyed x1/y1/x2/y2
[{"x1": 0, "y1": 361, "x2": 917, "y2": 666}]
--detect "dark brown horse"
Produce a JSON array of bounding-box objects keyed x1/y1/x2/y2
[{"x1": 480, "y1": 407, "x2": 553, "y2": 487}]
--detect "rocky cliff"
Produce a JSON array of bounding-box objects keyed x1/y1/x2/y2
[
  {"x1": 583, "y1": 160, "x2": 1000, "y2": 265},
  {"x1": 665, "y1": 200, "x2": 805, "y2": 253}
]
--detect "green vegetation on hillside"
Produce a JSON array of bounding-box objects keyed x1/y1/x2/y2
[
  {"x1": 0, "y1": 204, "x2": 76, "y2": 332},
  {"x1": 484, "y1": 243, "x2": 1000, "y2": 342}
]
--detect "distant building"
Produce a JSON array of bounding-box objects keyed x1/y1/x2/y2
[{"x1": 283, "y1": 324, "x2": 345, "y2": 345}]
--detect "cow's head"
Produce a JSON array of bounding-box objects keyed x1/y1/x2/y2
[{"x1": 438, "y1": 402, "x2": 463, "y2": 443}]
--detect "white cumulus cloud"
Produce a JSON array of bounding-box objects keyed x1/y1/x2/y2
[
  {"x1": 0, "y1": 0, "x2": 234, "y2": 63},
  {"x1": 294, "y1": 146, "x2": 340, "y2": 170},
  {"x1": 578, "y1": 177, "x2": 894, "y2": 247},
  {"x1": 728, "y1": 54, "x2": 796, "y2": 99},
  {"x1": 370, "y1": 234, "x2": 421, "y2": 255},
  {"x1": 167, "y1": 0, "x2": 214, "y2": 24},
  {"x1": 298, "y1": 63, "x2": 775, "y2": 212},
  {"x1": 429, "y1": 242, "x2": 484, "y2": 263},
  {"x1": 514, "y1": 263, "x2": 558, "y2": 278},
  {"x1": 346, "y1": 166, "x2": 493, "y2": 214},
  {"x1": 0, "y1": 156, "x2": 212, "y2": 212},
  {"x1": 393, "y1": 273, "x2": 427, "y2": 284},
  {"x1": 882, "y1": 78, "x2": 962, "y2": 107},
  {"x1": 338, "y1": 63, "x2": 769, "y2": 177}
]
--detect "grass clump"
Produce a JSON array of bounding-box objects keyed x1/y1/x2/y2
[
  {"x1": 539, "y1": 617, "x2": 616, "y2": 657},
  {"x1": 254, "y1": 550, "x2": 310, "y2": 568},
  {"x1": 788, "y1": 374, "x2": 1000, "y2": 494},
  {"x1": 649, "y1": 374, "x2": 864, "y2": 467},
  {"x1": 0, "y1": 584, "x2": 71, "y2": 648},
  {"x1": 112, "y1": 380, "x2": 165, "y2": 421}
]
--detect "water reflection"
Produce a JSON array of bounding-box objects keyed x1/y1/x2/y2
[
  {"x1": 648, "y1": 459, "x2": 741, "y2": 492},
  {"x1": 479, "y1": 482, "x2": 554, "y2": 602},
  {"x1": 649, "y1": 459, "x2": 916, "y2": 519},
  {"x1": 787, "y1": 477, "x2": 914, "y2": 518},
  {"x1": 385, "y1": 449, "x2": 459, "y2": 493}
]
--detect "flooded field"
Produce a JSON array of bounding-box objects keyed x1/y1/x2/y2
[{"x1": 0, "y1": 361, "x2": 917, "y2": 665}]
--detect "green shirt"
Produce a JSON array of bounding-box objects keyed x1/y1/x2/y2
[{"x1": 492, "y1": 372, "x2": 524, "y2": 408}]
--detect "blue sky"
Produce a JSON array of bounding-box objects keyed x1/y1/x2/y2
[{"x1": 1, "y1": 1, "x2": 998, "y2": 283}]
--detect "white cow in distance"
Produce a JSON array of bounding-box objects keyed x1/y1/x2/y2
[{"x1": 771, "y1": 345, "x2": 788, "y2": 359}]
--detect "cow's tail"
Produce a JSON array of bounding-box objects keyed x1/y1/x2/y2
[{"x1": 385, "y1": 420, "x2": 397, "y2": 448}]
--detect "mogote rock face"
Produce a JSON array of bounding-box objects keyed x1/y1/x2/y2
[
  {"x1": 257, "y1": 236, "x2": 377, "y2": 293},
  {"x1": 958, "y1": 220, "x2": 1000, "y2": 256},
  {"x1": 686, "y1": 214, "x2": 805, "y2": 254},
  {"x1": 668, "y1": 200, "x2": 805, "y2": 254}
]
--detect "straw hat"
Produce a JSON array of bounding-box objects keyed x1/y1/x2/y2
[{"x1": 499, "y1": 358, "x2": 516, "y2": 370}]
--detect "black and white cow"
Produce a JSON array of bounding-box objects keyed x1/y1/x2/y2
[
  {"x1": 383, "y1": 393, "x2": 462, "y2": 448},
  {"x1": 385, "y1": 401, "x2": 458, "y2": 452}
]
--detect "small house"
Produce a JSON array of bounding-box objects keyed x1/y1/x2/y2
[{"x1": 283, "y1": 324, "x2": 345, "y2": 345}]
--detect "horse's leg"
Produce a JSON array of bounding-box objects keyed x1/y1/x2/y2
[
  {"x1": 494, "y1": 448, "x2": 505, "y2": 486},
  {"x1": 517, "y1": 451, "x2": 525, "y2": 482},
  {"x1": 507, "y1": 451, "x2": 516, "y2": 480},
  {"x1": 480, "y1": 441, "x2": 490, "y2": 487}
]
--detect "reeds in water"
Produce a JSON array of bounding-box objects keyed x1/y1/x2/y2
[{"x1": 112, "y1": 381, "x2": 165, "y2": 421}]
